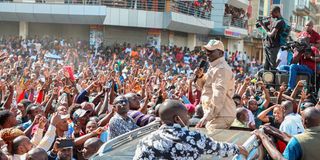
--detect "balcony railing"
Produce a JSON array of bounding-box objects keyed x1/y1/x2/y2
[
  {"x1": 223, "y1": 16, "x2": 248, "y2": 29},
  {"x1": 170, "y1": 0, "x2": 211, "y2": 20},
  {"x1": 0, "y1": 0, "x2": 212, "y2": 19},
  {"x1": 295, "y1": 4, "x2": 311, "y2": 15}
]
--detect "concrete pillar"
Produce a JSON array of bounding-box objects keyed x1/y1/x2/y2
[
  {"x1": 168, "y1": 31, "x2": 174, "y2": 47},
  {"x1": 19, "y1": 21, "x2": 28, "y2": 39},
  {"x1": 187, "y1": 33, "x2": 196, "y2": 50},
  {"x1": 165, "y1": 0, "x2": 171, "y2": 12}
]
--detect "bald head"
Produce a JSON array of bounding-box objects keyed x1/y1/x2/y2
[
  {"x1": 26, "y1": 148, "x2": 48, "y2": 160},
  {"x1": 159, "y1": 100, "x2": 189, "y2": 125},
  {"x1": 306, "y1": 20, "x2": 314, "y2": 32},
  {"x1": 306, "y1": 20, "x2": 314, "y2": 26},
  {"x1": 124, "y1": 93, "x2": 140, "y2": 110},
  {"x1": 302, "y1": 107, "x2": 320, "y2": 128},
  {"x1": 281, "y1": 100, "x2": 293, "y2": 116},
  {"x1": 236, "y1": 108, "x2": 248, "y2": 123},
  {"x1": 83, "y1": 137, "x2": 103, "y2": 159}
]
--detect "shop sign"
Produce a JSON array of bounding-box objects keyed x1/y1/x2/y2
[{"x1": 224, "y1": 29, "x2": 241, "y2": 38}]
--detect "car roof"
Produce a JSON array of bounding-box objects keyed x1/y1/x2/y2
[{"x1": 92, "y1": 122, "x2": 256, "y2": 160}]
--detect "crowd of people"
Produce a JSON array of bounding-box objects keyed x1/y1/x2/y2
[
  {"x1": 174, "y1": 0, "x2": 212, "y2": 19},
  {"x1": 224, "y1": 4, "x2": 248, "y2": 28},
  {"x1": 224, "y1": 49, "x2": 263, "y2": 79},
  {"x1": 0, "y1": 31, "x2": 319, "y2": 160}
]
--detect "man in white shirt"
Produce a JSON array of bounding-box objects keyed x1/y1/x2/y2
[
  {"x1": 125, "y1": 44, "x2": 132, "y2": 54},
  {"x1": 279, "y1": 101, "x2": 305, "y2": 136},
  {"x1": 276, "y1": 48, "x2": 288, "y2": 70}
]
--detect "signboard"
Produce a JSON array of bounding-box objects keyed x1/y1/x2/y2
[
  {"x1": 224, "y1": 29, "x2": 241, "y2": 38},
  {"x1": 147, "y1": 29, "x2": 161, "y2": 51},
  {"x1": 89, "y1": 25, "x2": 103, "y2": 50}
]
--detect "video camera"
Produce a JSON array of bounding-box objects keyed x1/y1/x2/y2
[
  {"x1": 281, "y1": 37, "x2": 312, "y2": 54},
  {"x1": 256, "y1": 16, "x2": 271, "y2": 28}
]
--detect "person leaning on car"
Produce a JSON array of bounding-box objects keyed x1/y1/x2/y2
[
  {"x1": 254, "y1": 107, "x2": 320, "y2": 160},
  {"x1": 133, "y1": 100, "x2": 248, "y2": 160}
]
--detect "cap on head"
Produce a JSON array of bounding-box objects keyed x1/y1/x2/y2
[
  {"x1": 203, "y1": 40, "x2": 224, "y2": 52},
  {"x1": 73, "y1": 109, "x2": 89, "y2": 119}
]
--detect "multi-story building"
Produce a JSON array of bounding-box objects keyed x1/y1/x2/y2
[
  {"x1": 0, "y1": 0, "x2": 214, "y2": 50},
  {"x1": 210, "y1": 0, "x2": 249, "y2": 54},
  {"x1": 310, "y1": 0, "x2": 320, "y2": 32},
  {"x1": 245, "y1": 0, "x2": 266, "y2": 63},
  {"x1": 280, "y1": 0, "x2": 316, "y2": 39}
]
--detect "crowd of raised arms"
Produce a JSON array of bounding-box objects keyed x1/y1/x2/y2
[{"x1": 0, "y1": 35, "x2": 319, "y2": 160}]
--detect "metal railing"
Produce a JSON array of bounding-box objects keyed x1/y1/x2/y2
[
  {"x1": 99, "y1": 0, "x2": 166, "y2": 12},
  {"x1": 0, "y1": 0, "x2": 212, "y2": 20},
  {"x1": 223, "y1": 16, "x2": 248, "y2": 29},
  {"x1": 170, "y1": 0, "x2": 212, "y2": 20},
  {"x1": 296, "y1": 4, "x2": 311, "y2": 13}
]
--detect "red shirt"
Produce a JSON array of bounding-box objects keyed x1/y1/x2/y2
[
  {"x1": 176, "y1": 52, "x2": 184, "y2": 62},
  {"x1": 299, "y1": 30, "x2": 320, "y2": 44},
  {"x1": 294, "y1": 46, "x2": 319, "y2": 71}
]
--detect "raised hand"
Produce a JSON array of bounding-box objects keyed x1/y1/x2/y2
[
  {"x1": 297, "y1": 80, "x2": 304, "y2": 88},
  {"x1": 50, "y1": 113, "x2": 61, "y2": 127},
  {"x1": 33, "y1": 114, "x2": 42, "y2": 124},
  {"x1": 279, "y1": 83, "x2": 286, "y2": 92},
  {"x1": 93, "y1": 127, "x2": 105, "y2": 136},
  {"x1": 53, "y1": 87, "x2": 59, "y2": 96},
  {"x1": 38, "y1": 116, "x2": 48, "y2": 129},
  {"x1": 300, "y1": 89, "x2": 310, "y2": 100}
]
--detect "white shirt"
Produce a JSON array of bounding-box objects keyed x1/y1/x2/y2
[
  {"x1": 279, "y1": 113, "x2": 305, "y2": 136},
  {"x1": 276, "y1": 49, "x2": 288, "y2": 69},
  {"x1": 237, "y1": 52, "x2": 243, "y2": 61},
  {"x1": 245, "y1": 108, "x2": 255, "y2": 125},
  {"x1": 125, "y1": 47, "x2": 132, "y2": 53}
]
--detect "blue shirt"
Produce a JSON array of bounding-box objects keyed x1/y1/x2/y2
[
  {"x1": 283, "y1": 137, "x2": 302, "y2": 160},
  {"x1": 22, "y1": 120, "x2": 32, "y2": 130}
]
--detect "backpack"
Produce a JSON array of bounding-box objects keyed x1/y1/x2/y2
[{"x1": 279, "y1": 18, "x2": 291, "y2": 46}]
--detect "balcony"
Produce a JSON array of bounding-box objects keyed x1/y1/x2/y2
[
  {"x1": 223, "y1": 16, "x2": 247, "y2": 29},
  {"x1": 0, "y1": 0, "x2": 212, "y2": 20},
  {"x1": 0, "y1": 0, "x2": 214, "y2": 34},
  {"x1": 294, "y1": 5, "x2": 310, "y2": 16},
  {"x1": 0, "y1": 2, "x2": 106, "y2": 24},
  {"x1": 226, "y1": 0, "x2": 249, "y2": 10},
  {"x1": 169, "y1": 0, "x2": 211, "y2": 20}
]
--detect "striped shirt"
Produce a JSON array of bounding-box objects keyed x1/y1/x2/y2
[{"x1": 128, "y1": 110, "x2": 156, "y2": 127}]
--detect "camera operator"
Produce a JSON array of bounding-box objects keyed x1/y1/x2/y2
[
  {"x1": 258, "y1": 6, "x2": 287, "y2": 70},
  {"x1": 279, "y1": 38, "x2": 319, "y2": 93},
  {"x1": 299, "y1": 20, "x2": 320, "y2": 48}
]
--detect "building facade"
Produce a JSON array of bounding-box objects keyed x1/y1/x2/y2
[
  {"x1": 0, "y1": 0, "x2": 214, "y2": 50},
  {"x1": 210, "y1": 0, "x2": 249, "y2": 55},
  {"x1": 1, "y1": 0, "x2": 318, "y2": 54}
]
